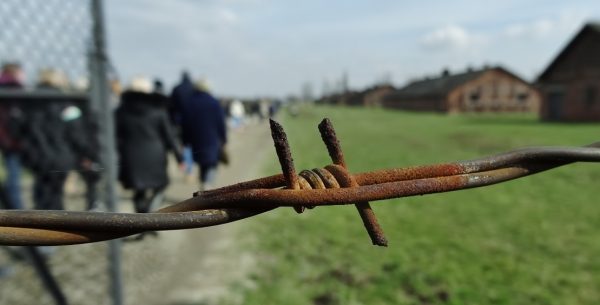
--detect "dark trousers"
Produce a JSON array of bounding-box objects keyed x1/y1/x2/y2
[
  {"x1": 133, "y1": 187, "x2": 164, "y2": 213},
  {"x1": 3, "y1": 152, "x2": 22, "y2": 209},
  {"x1": 80, "y1": 170, "x2": 101, "y2": 210},
  {"x1": 198, "y1": 163, "x2": 217, "y2": 191},
  {"x1": 34, "y1": 172, "x2": 67, "y2": 210}
]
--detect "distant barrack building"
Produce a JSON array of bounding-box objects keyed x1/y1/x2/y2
[
  {"x1": 318, "y1": 84, "x2": 395, "y2": 107},
  {"x1": 537, "y1": 22, "x2": 600, "y2": 122},
  {"x1": 381, "y1": 66, "x2": 540, "y2": 114}
]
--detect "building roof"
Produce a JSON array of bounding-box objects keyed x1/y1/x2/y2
[
  {"x1": 388, "y1": 66, "x2": 528, "y2": 99},
  {"x1": 364, "y1": 84, "x2": 395, "y2": 93},
  {"x1": 393, "y1": 69, "x2": 486, "y2": 98},
  {"x1": 537, "y1": 22, "x2": 600, "y2": 82}
]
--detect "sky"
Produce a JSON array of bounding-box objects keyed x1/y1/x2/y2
[{"x1": 105, "y1": 0, "x2": 600, "y2": 98}]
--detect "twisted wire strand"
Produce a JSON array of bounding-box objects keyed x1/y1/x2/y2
[
  {"x1": 1, "y1": 145, "x2": 599, "y2": 246},
  {"x1": 0, "y1": 208, "x2": 272, "y2": 245},
  {"x1": 199, "y1": 144, "x2": 600, "y2": 194}
]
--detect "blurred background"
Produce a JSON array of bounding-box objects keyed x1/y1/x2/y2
[{"x1": 0, "y1": 0, "x2": 599, "y2": 304}]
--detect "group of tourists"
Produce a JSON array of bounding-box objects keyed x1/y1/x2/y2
[
  {"x1": 115, "y1": 72, "x2": 227, "y2": 213},
  {"x1": 0, "y1": 63, "x2": 228, "y2": 215},
  {"x1": 0, "y1": 63, "x2": 100, "y2": 212}
]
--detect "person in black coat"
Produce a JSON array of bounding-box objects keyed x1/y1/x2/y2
[
  {"x1": 77, "y1": 112, "x2": 102, "y2": 210},
  {"x1": 116, "y1": 78, "x2": 183, "y2": 213},
  {"x1": 22, "y1": 69, "x2": 96, "y2": 210}
]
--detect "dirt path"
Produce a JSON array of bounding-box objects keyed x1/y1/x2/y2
[
  {"x1": 154, "y1": 121, "x2": 274, "y2": 305},
  {"x1": 0, "y1": 121, "x2": 274, "y2": 305}
]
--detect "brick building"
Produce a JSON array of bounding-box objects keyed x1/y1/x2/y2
[
  {"x1": 382, "y1": 66, "x2": 540, "y2": 113},
  {"x1": 537, "y1": 23, "x2": 600, "y2": 121},
  {"x1": 318, "y1": 84, "x2": 395, "y2": 107},
  {"x1": 345, "y1": 84, "x2": 395, "y2": 106}
]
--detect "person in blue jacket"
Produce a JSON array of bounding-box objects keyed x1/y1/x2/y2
[
  {"x1": 170, "y1": 72, "x2": 195, "y2": 182},
  {"x1": 178, "y1": 79, "x2": 227, "y2": 190}
]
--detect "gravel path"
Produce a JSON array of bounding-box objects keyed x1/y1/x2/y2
[{"x1": 0, "y1": 121, "x2": 274, "y2": 305}]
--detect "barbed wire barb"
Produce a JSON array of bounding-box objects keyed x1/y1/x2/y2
[{"x1": 1, "y1": 118, "x2": 600, "y2": 246}]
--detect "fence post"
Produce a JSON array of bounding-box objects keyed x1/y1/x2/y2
[{"x1": 90, "y1": 1, "x2": 124, "y2": 305}]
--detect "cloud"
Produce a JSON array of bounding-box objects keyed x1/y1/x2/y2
[
  {"x1": 106, "y1": 0, "x2": 251, "y2": 89},
  {"x1": 110, "y1": 0, "x2": 241, "y2": 31},
  {"x1": 503, "y1": 12, "x2": 587, "y2": 40},
  {"x1": 105, "y1": 0, "x2": 600, "y2": 96},
  {"x1": 419, "y1": 24, "x2": 476, "y2": 51},
  {"x1": 217, "y1": 8, "x2": 239, "y2": 25},
  {"x1": 504, "y1": 19, "x2": 552, "y2": 38}
]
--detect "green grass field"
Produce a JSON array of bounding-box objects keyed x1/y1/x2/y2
[{"x1": 231, "y1": 106, "x2": 600, "y2": 305}]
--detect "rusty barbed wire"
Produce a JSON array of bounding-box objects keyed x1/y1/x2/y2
[{"x1": 1, "y1": 118, "x2": 600, "y2": 247}]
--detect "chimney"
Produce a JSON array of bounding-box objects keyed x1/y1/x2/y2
[{"x1": 441, "y1": 68, "x2": 450, "y2": 77}]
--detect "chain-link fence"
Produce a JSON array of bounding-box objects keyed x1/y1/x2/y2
[
  {"x1": 0, "y1": 2, "x2": 256, "y2": 304},
  {"x1": 0, "y1": 0, "x2": 91, "y2": 88},
  {"x1": 0, "y1": 1, "x2": 119, "y2": 304}
]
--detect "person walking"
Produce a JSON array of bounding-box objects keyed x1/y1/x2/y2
[
  {"x1": 63, "y1": 76, "x2": 103, "y2": 211},
  {"x1": 116, "y1": 77, "x2": 182, "y2": 213},
  {"x1": 23, "y1": 69, "x2": 95, "y2": 210},
  {"x1": 228, "y1": 99, "x2": 246, "y2": 130},
  {"x1": 0, "y1": 63, "x2": 25, "y2": 209},
  {"x1": 179, "y1": 79, "x2": 227, "y2": 191},
  {"x1": 170, "y1": 71, "x2": 193, "y2": 124},
  {"x1": 170, "y1": 72, "x2": 195, "y2": 182},
  {"x1": 78, "y1": 112, "x2": 102, "y2": 210}
]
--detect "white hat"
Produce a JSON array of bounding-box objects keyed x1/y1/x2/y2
[
  {"x1": 194, "y1": 79, "x2": 211, "y2": 92},
  {"x1": 61, "y1": 105, "x2": 82, "y2": 121},
  {"x1": 38, "y1": 68, "x2": 68, "y2": 89},
  {"x1": 73, "y1": 77, "x2": 89, "y2": 91},
  {"x1": 128, "y1": 76, "x2": 152, "y2": 93}
]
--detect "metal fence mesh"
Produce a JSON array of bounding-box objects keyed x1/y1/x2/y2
[
  {"x1": 0, "y1": 1, "x2": 109, "y2": 304},
  {"x1": 0, "y1": 0, "x2": 91, "y2": 87},
  {"x1": 0, "y1": 3, "x2": 203, "y2": 304}
]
